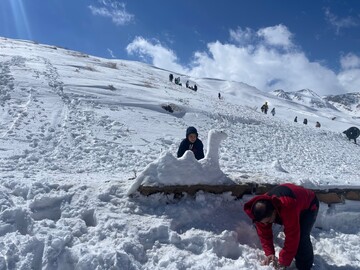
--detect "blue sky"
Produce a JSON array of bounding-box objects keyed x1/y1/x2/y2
[{"x1": 1, "y1": 0, "x2": 360, "y2": 95}]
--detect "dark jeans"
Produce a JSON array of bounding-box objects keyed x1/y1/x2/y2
[{"x1": 295, "y1": 197, "x2": 319, "y2": 270}]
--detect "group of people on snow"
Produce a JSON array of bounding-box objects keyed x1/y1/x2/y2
[
  {"x1": 169, "y1": 73, "x2": 182, "y2": 86},
  {"x1": 294, "y1": 116, "x2": 321, "y2": 128},
  {"x1": 294, "y1": 117, "x2": 359, "y2": 143},
  {"x1": 176, "y1": 126, "x2": 318, "y2": 269},
  {"x1": 261, "y1": 102, "x2": 275, "y2": 116},
  {"x1": 298, "y1": 118, "x2": 358, "y2": 144},
  {"x1": 169, "y1": 74, "x2": 197, "y2": 91},
  {"x1": 261, "y1": 104, "x2": 358, "y2": 144},
  {"x1": 185, "y1": 80, "x2": 198, "y2": 91},
  {"x1": 262, "y1": 103, "x2": 324, "y2": 129}
]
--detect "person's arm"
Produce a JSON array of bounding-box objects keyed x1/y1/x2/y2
[
  {"x1": 255, "y1": 222, "x2": 275, "y2": 257},
  {"x1": 177, "y1": 140, "x2": 187, "y2": 158},
  {"x1": 278, "y1": 205, "x2": 301, "y2": 267},
  {"x1": 198, "y1": 140, "x2": 205, "y2": 159}
]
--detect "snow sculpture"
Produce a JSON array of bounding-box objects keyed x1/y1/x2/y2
[{"x1": 127, "y1": 129, "x2": 232, "y2": 195}]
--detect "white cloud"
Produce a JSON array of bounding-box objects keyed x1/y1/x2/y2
[
  {"x1": 125, "y1": 26, "x2": 360, "y2": 95},
  {"x1": 126, "y1": 37, "x2": 187, "y2": 74},
  {"x1": 324, "y1": 8, "x2": 358, "y2": 35},
  {"x1": 229, "y1": 27, "x2": 254, "y2": 45},
  {"x1": 257, "y1": 24, "x2": 294, "y2": 48},
  {"x1": 340, "y1": 53, "x2": 360, "y2": 70},
  {"x1": 89, "y1": 1, "x2": 134, "y2": 26},
  {"x1": 338, "y1": 53, "x2": 360, "y2": 92},
  {"x1": 338, "y1": 69, "x2": 360, "y2": 92},
  {"x1": 189, "y1": 41, "x2": 341, "y2": 95}
]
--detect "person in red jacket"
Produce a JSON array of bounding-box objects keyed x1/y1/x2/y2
[{"x1": 244, "y1": 183, "x2": 319, "y2": 270}]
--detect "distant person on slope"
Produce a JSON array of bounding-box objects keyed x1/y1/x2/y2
[
  {"x1": 261, "y1": 102, "x2": 269, "y2": 114},
  {"x1": 271, "y1": 108, "x2": 275, "y2": 116},
  {"x1": 303, "y1": 118, "x2": 308, "y2": 125},
  {"x1": 244, "y1": 183, "x2": 319, "y2": 270},
  {"x1": 169, "y1": 73, "x2": 174, "y2": 82},
  {"x1": 177, "y1": 126, "x2": 204, "y2": 160},
  {"x1": 343, "y1": 126, "x2": 360, "y2": 144},
  {"x1": 315, "y1": 121, "x2": 321, "y2": 128},
  {"x1": 294, "y1": 116, "x2": 298, "y2": 122}
]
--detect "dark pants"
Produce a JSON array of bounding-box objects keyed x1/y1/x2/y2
[{"x1": 295, "y1": 197, "x2": 319, "y2": 270}]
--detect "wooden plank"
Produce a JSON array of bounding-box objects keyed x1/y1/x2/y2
[
  {"x1": 138, "y1": 184, "x2": 253, "y2": 198},
  {"x1": 137, "y1": 184, "x2": 360, "y2": 204},
  {"x1": 315, "y1": 192, "x2": 343, "y2": 204},
  {"x1": 345, "y1": 190, "x2": 360, "y2": 200}
]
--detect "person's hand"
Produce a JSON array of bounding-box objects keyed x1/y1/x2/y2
[
  {"x1": 261, "y1": 254, "x2": 277, "y2": 266},
  {"x1": 261, "y1": 255, "x2": 286, "y2": 269}
]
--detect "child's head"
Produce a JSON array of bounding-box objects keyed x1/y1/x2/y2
[{"x1": 186, "y1": 126, "x2": 198, "y2": 143}]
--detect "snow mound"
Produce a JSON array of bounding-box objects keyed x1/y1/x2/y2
[{"x1": 127, "y1": 130, "x2": 233, "y2": 195}]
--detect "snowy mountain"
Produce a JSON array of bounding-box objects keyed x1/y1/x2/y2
[
  {"x1": 324, "y1": 92, "x2": 360, "y2": 117},
  {"x1": 1, "y1": 37, "x2": 360, "y2": 269},
  {"x1": 272, "y1": 88, "x2": 360, "y2": 118},
  {"x1": 271, "y1": 88, "x2": 337, "y2": 110},
  {"x1": 271, "y1": 89, "x2": 292, "y2": 100}
]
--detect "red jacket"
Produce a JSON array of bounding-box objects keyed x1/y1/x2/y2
[{"x1": 243, "y1": 183, "x2": 316, "y2": 266}]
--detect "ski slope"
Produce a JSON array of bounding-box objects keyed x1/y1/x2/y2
[{"x1": 0, "y1": 37, "x2": 360, "y2": 269}]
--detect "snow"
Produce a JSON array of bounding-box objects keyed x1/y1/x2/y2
[
  {"x1": 0, "y1": 37, "x2": 360, "y2": 269},
  {"x1": 127, "y1": 130, "x2": 232, "y2": 195}
]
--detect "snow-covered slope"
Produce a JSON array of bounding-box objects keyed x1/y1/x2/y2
[{"x1": 1, "y1": 37, "x2": 360, "y2": 269}]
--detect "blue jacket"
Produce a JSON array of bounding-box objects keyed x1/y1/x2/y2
[
  {"x1": 177, "y1": 127, "x2": 205, "y2": 160},
  {"x1": 177, "y1": 138, "x2": 204, "y2": 160}
]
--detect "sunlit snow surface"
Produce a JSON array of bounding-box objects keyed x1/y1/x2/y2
[{"x1": 1, "y1": 37, "x2": 360, "y2": 269}]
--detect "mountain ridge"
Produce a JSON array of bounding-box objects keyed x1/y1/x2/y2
[{"x1": 271, "y1": 88, "x2": 360, "y2": 116}]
